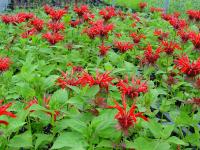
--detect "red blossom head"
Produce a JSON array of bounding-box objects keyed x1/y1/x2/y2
[
  {"x1": 99, "y1": 43, "x2": 110, "y2": 56},
  {"x1": 31, "y1": 17, "x2": 44, "y2": 32},
  {"x1": 99, "y1": 6, "x2": 116, "y2": 21},
  {"x1": 139, "y1": 2, "x2": 147, "y2": 10},
  {"x1": 161, "y1": 41, "x2": 181, "y2": 55},
  {"x1": 83, "y1": 13, "x2": 95, "y2": 22},
  {"x1": 107, "y1": 98, "x2": 148, "y2": 135},
  {"x1": 21, "y1": 28, "x2": 37, "y2": 38},
  {"x1": 74, "y1": 5, "x2": 89, "y2": 17},
  {"x1": 177, "y1": 30, "x2": 190, "y2": 43},
  {"x1": 49, "y1": 9, "x2": 66, "y2": 21},
  {"x1": 132, "y1": 13, "x2": 140, "y2": 22},
  {"x1": 1, "y1": 14, "x2": 25, "y2": 25},
  {"x1": 43, "y1": 5, "x2": 54, "y2": 15},
  {"x1": 189, "y1": 32, "x2": 200, "y2": 50},
  {"x1": 42, "y1": 32, "x2": 64, "y2": 45},
  {"x1": 174, "y1": 55, "x2": 200, "y2": 77},
  {"x1": 186, "y1": 10, "x2": 200, "y2": 21},
  {"x1": 154, "y1": 29, "x2": 169, "y2": 41},
  {"x1": 0, "y1": 101, "x2": 16, "y2": 126},
  {"x1": 169, "y1": 17, "x2": 187, "y2": 30},
  {"x1": 69, "y1": 19, "x2": 81, "y2": 28},
  {"x1": 130, "y1": 32, "x2": 146, "y2": 44},
  {"x1": 114, "y1": 41, "x2": 134, "y2": 53},
  {"x1": 47, "y1": 21, "x2": 65, "y2": 32},
  {"x1": 150, "y1": 7, "x2": 164, "y2": 13},
  {"x1": 0, "y1": 57, "x2": 11, "y2": 72}
]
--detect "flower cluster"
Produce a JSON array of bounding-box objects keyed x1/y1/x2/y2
[
  {"x1": 160, "y1": 41, "x2": 181, "y2": 55},
  {"x1": 47, "y1": 21, "x2": 65, "y2": 32},
  {"x1": 99, "y1": 6, "x2": 116, "y2": 21},
  {"x1": 150, "y1": 7, "x2": 164, "y2": 13},
  {"x1": 169, "y1": 17, "x2": 187, "y2": 30},
  {"x1": 189, "y1": 32, "x2": 200, "y2": 50},
  {"x1": 177, "y1": 30, "x2": 190, "y2": 43},
  {"x1": 0, "y1": 57, "x2": 11, "y2": 72},
  {"x1": 154, "y1": 29, "x2": 169, "y2": 41},
  {"x1": 130, "y1": 32, "x2": 146, "y2": 44},
  {"x1": 186, "y1": 10, "x2": 200, "y2": 21},
  {"x1": 114, "y1": 41, "x2": 134, "y2": 53},
  {"x1": 139, "y1": 2, "x2": 147, "y2": 10},
  {"x1": 98, "y1": 43, "x2": 111, "y2": 56},
  {"x1": 74, "y1": 5, "x2": 89, "y2": 17},
  {"x1": 42, "y1": 32, "x2": 64, "y2": 45}
]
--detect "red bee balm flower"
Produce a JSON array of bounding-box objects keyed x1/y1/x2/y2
[
  {"x1": 42, "y1": 32, "x2": 64, "y2": 45},
  {"x1": 69, "y1": 19, "x2": 81, "y2": 28},
  {"x1": 174, "y1": 55, "x2": 200, "y2": 77},
  {"x1": 169, "y1": 17, "x2": 187, "y2": 30},
  {"x1": 49, "y1": 9, "x2": 66, "y2": 21},
  {"x1": 107, "y1": 98, "x2": 148, "y2": 135},
  {"x1": 154, "y1": 29, "x2": 169, "y2": 41},
  {"x1": 47, "y1": 22, "x2": 65, "y2": 32},
  {"x1": 130, "y1": 32, "x2": 146, "y2": 44},
  {"x1": 31, "y1": 17, "x2": 44, "y2": 32},
  {"x1": 161, "y1": 41, "x2": 181, "y2": 55},
  {"x1": 43, "y1": 5, "x2": 54, "y2": 15},
  {"x1": 114, "y1": 41, "x2": 134, "y2": 53},
  {"x1": 99, "y1": 7, "x2": 116, "y2": 21},
  {"x1": 98, "y1": 43, "x2": 110, "y2": 56},
  {"x1": 21, "y1": 28, "x2": 37, "y2": 38},
  {"x1": 150, "y1": 7, "x2": 164, "y2": 13},
  {"x1": 177, "y1": 30, "x2": 190, "y2": 43},
  {"x1": 74, "y1": 5, "x2": 89, "y2": 17},
  {"x1": 0, "y1": 57, "x2": 11, "y2": 72},
  {"x1": 0, "y1": 101, "x2": 16, "y2": 126},
  {"x1": 189, "y1": 32, "x2": 200, "y2": 50},
  {"x1": 139, "y1": 2, "x2": 147, "y2": 10},
  {"x1": 83, "y1": 13, "x2": 95, "y2": 22}
]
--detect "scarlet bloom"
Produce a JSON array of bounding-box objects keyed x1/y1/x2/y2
[
  {"x1": 114, "y1": 41, "x2": 134, "y2": 53},
  {"x1": 154, "y1": 29, "x2": 169, "y2": 41},
  {"x1": 98, "y1": 43, "x2": 110, "y2": 56},
  {"x1": 21, "y1": 28, "x2": 37, "y2": 38},
  {"x1": 0, "y1": 101, "x2": 16, "y2": 126},
  {"x1": 177, "y1": 30, "x2": 190, "y2": 43},
  {"x1": 132, "y1": 13, "x2": 140, "y2": 22},
  {"x1": 31, "y1": 17, "x2": 44, "y2": 32},
  {"x1": 130, "y1": 32, "x2": 146, "y2": 44},
  {"x1": 169, "y1": 17, "x2": 187, "y2": 30},
  {"x1": 69, "y1": 19, "x2": 80, "y2": 28},
  {"x1": 115, "y1": 33, "x2": 122, "y2": 38},
  {"x1": 107, "y1": 98, "x2": 148, "y2": 135},
  {"x1": 83, "y1": 13, "x2": 95, "y2": 22},
  {"x1": 47, "y1": 21, "x2": 65, "y2": 32},
  {"x1": 42, "y1": 32, "x2": 64, "y2": 45},
  {"x1": 116, "y1": 76, "x2": 148, "y2": 99},
  {"x1": 1, "y1": 14, "x2": 25, "y2": 25},
  {"x1": 49, "y1": 9, "x2": 66, "y2": 21},
  {"x1": 0, "y1": 57, "x2": 11, "y2": 72},
  {"x1": 139, "y1": 2, "x2": 147, "y2": 10},
  {"x1": 74, "y1": 5, "x2": 89, "y2": 17},
  {"x1": 43, "y1": 5, "x2": 54, "y2": 15},
  {"x1": 78, "y1": 71, "x2": 114, "y2": 92},
  {"x1": 187, "y1": 98, "x2": 200, "y2": 107},
  {"x1": 57, "y1": 70, "x2": 79, "y2": 89},
  {"x1": 141, "y1": 44, "x2": 161, "y2": 65},
  {"x1": 186, "y1": 10, "x2": 200, "y2": 21},
  {"x1": 160, "y1": 41, "x2": 181, "y2": 55},
  {"x1": 174, "y1": 55, "x2": 200, "y2": 77},
  {"x1": 99, "y1": 6, "x2": 116, "y2": 21},
  {"x1": 150, "y1": 7, "x2": 164, "y2": 13},
  {"x1": 17, "y1": 12, "x2": 34, "y2": 20},
  {"x1": 189, "y1": 32, "x2": 200, "y2": 50},
  {"x1": 167, "y1": 72, "x2": 178, "y2": 86}
]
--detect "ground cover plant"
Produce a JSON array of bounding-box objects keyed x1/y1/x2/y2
[{"x1": 0, "y1": 2, "x2": 200, "y2": 150}]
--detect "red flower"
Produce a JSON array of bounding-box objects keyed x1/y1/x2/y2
[
  {"x1": 195, "y1": 78, "x2": 200, "y2": 89},
  {"x1": 117, "y1": 10, "x2": 126, "y2": 20},
  {"x1": 177, "y1": 30, "x2": 190, "y2": 43},
  {"x1": 42, "y1": 32, "x2": 64, "y2": 45},
  {"x1": 1, "y1": 14, "x2": 25, "y2": 25},
  {"x1": 47, "y1": 21, "x2": 65, "y2": 32},
  {"x1": 132, "y1": 13, "x2": 140, "y2": 22},
  {"x1": 154, "y1": 29, "x2": 169, "y2": 41},
  {"x1": 187, "y1": 98, "x2": 200, "y2": 107},
  {"x1": 24, "y1": 97, "x2": 38, "y2": 111},
  {"x1": 174, "y1": 55, "x2": 200, "y2": 77},
  {"x1": 83, "y1": 13, "x2": 95, "y2": 22},
  {"x1": 130, "y1": 32, "x2": 146, "y2": 44},
  {"x1": 99, "y1": 6, "x2": 116, "y2": 21},
  {"x1": 21, "y1": 28, "x2": 37, "y2": 38},
  {"x1": 57, "y1": 71, "x2": 79, "y2": 89},
  {"x1": 49, "y1": 9, "x2": 66, "y2": 21},
  {"x1": 142, "y1": 44, "x2": 161, "y2": 65},
  {"x1": 160, "y1": 41, "x2": 181, "y2": 55},
  {"x1": 0, "y1": 57, "x2": 11, "y2": 72},
  {"x1": 79, "y1": 71, "x2": 114, "y2": 92},
  {"x1": 31, "y1": 17, "x2": 44, "y2": 32},
  {"x1": 186, "y1": 10, "x2": 200, "y2": 21},
  {"x1": 107, "y1": 98, "x2": 148, "y2": 135},
  {"x1": 139, "y1": 2, "x2": 147, "y2": 10},
  {"x1": 150, "y1": 7, "x2": 164, "y2": 13},
  {"x1": 17, "y1": 12, "x2": 34, "y2": 20},
  {"x1": 115, "y1": 33, "x2": 122, "y2": 38},
  {"x1": 167, "y1": 72, "x2": 178, "y2": 86},
  {"x1": 169, "y1": 17, "x2": 187, "y2": 30},
  {"x1": 43, "y1": 5, "x2": 54, "y2": 15},
  {"x1": 114, "y1": 41, "x2": 134, "y2": 53},
  {"x1": 98, "y1": 43, "x2": 110, "y2": 56},
  {"x1": 189, "y1": 32, "x2": 200, "y2": 50},
  {"x1": 116, "y1": 76, "x2": 148, "y2": 99},
  {"x1": 69, "y1": 19, "x2": 80, "y2": 28},
  {"x1": 0, "y1": 101, "x2": 16, "y2": 126},
  {"x1": 74, "y1": 5, "x2": 89, "y2": 17}
]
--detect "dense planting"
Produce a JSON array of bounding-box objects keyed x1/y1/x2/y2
[{"x1": 0, "y1": 3, "x2": 200, "y2": 150}]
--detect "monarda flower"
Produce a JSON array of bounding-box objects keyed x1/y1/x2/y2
[
  {"x1": 99, "y1": 6, "x2": 116, "y2": 21},
  {"x1": 139, "y1": 2, "x2": 147, "y2": 10},
  {"x1": 31, "y1": 17, "x2": 44, "y2": 32},
  {"x1": 189, "y1": 32, "x2": 200, "y2": 50},
  {"x1": 21, "y1": 28, "x2": 37, "y2": 38},
  {"x1": 43, "y1": 5, "x2": 54, "y2": 15},
  {"x1": 174, "y1": 55, "x2": 200, "y2": 77},
  {"x1": 107, "y1": 98, "x2": 148, "y2": 135},
  {"x1": 154, "y1": 29, "x2": 169, "y2": 41},
  {"x1": 78, "y1": 71, "x2": 114, "y2": 92},
  {"x1": 166, "y1": 72, "x2": 178, "y2": 86},
  {"x1": 186, "y1": 10, "x2": 200, "y2": 21},
  {"x1": 0, "y1": 57, "x2": 11, "y2": 72},
  {"x1": 49, "y1": 9, "x2": 66, "y2": 21},
  {"x1": 74, "y1": 5, "x2": 89, "y2": 17},
  {"x1": 1, "y1": 14, "x2": 25, "y2": 25},
  {"x1": 160, "y1": 41, "x2": 181, "y2": 55},
  {"x1": 69, "y1": 19, "x2": 81, "y2": 28},
  {"x1": 114, "y1": 41, "x2": 134, "y2": 53},
  {"x1": 187, "y1": 98, "x2": 200, "y2": 107},
  {"x1": 83, "y1": 13, "x2": 95, "y2": 22},
  {"x1": 116, "y1": 76, "x2": 148, "y2": 99},
  {"x1": 47, "y1": 21, "x2": 65, "y2": 33},
  {"x1": 98, "y1": 43, "x2": 110, "y2": 56},
  {"x1": 132, "y1": 13, "x2": 140, "y2": 22},
  {"x1": 169, "y1": 17, "x2": 187, "y2": 30},
  {"x1": 130, "y1": 32, "x2": 146, "y2": 44},
  {"x1": 17, "y1": 12, "x2": 34, "y2": 21},
  {"x1": 150, "y1": 7, "x2": 164, "y2": 13},
  {"x1": 42, "y1": 32, "x2": 64, "y2": 45},
  {"x1": 0, "y1": 101, "x2": 16, "y2": 126},
  {"x1": 177, "y1": 30, "x2": 190, "y2": 43}
]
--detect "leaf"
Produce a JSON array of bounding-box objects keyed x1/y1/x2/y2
[
  {"x1": 97, "y1": 140, "x2": 113, "y2": 148},
  {"x1": 8, "y1": 131, "x2": 32, "y2": 148},
  {"x1": 35, "y1": 134, "x2": 54, "y2": 150},
  {"x1": 161, "y1": 124, "x2": 174, "y2": 139},
  {"x1": 50, "y1": 89, "x2": 68, "y2": 109},
  {"x1": 84, "y1": 85, "x2": 99, "y2": 98},
  {"x1": 167, "y1": 136, "x2": 188, "y2": 146}
]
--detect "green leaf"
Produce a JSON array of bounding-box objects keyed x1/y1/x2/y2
[
  {"x1": 50, "y1": 89, "x2": 68, "y2": 109},
  {"x1": 167, "y1": 136, "x2": 188, "y2": 146},
  {"x1": 35, "y1": 134, "x2": 54, "y2": 150},
  {"x1": 84, "y1": 85, "x2": 99, "y2": 98},
  {"x1": 97, "y1": 140, "x2": 113, "y2": 148},
  {"x1": 8, "y1": 131, "x2": 32, "y2": 148}
]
